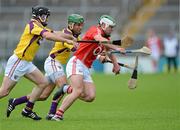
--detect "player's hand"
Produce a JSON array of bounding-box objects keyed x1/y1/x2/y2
[
  {"x1": 116, "y1": 47, "x2": 126, "y2": 54},
  {"x1": 66, "y1": 39, "x2": 78, "y2": 47},
  {"x1": 98, "y1": 55, "x2": 107, "y2": 63},
  {"x1": 72, "y1": 36, "x2": 77, "y2": 42},
  {"x1": 64, "y1": 40, "x2": 78, "y2": 52},
  {"x1": 112, "y1": 63, "x2": 120, "y2": 75}
]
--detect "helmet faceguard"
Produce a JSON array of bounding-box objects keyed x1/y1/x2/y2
[
  {"x1": 32, "y1": 6, "x2": 50, "y2": 26},
  {"x1": 99, "y1": 15, "x2": 116, "y2": 30}
]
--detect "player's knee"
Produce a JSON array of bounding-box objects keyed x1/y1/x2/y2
[
  {"x1": 71, "y1": 88, "x2": 83, "y2": 99},
  {"x1": 76, "y1": 88, "x2": 84, "y2": 96},
  {"x1": 83, "y1": 93, "x2": 96, "y2": 102},
  {"x1": 38, "y1": 79, "x2": 49, "y2": 88},
  {"x1": 0, "y1": 88, "x2": 9, "y2": 98},
  {"x1": 86, "y1": 95, "x2": 96, "y2": 102}
]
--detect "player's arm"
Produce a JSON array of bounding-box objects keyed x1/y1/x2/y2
[
  {"x1": 94, "y1": 34, "x2": 124, "y2": 51},
  {"x1": 97, "y1": 48, "x2": 121, "y2": 75},
  {"x1": 107, "y1": 51, "x2": 121, "y2": 75},
  {"x1": 53, "y1": 31, "x2": 77, "y2": 42},
  {"x1": 42, "y1": 31, "x2": 76, "y2": 45}
]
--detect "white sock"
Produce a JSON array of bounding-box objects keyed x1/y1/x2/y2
[{"x1": 63, "y1": 84, "x2": 70, "y2": 93}]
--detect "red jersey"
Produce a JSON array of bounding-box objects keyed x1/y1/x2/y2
[{"x1": 74, "y1": 25, "x2": 110, "y2": 68}]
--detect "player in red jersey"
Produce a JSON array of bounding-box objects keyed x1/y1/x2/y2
[{"x1": 52, "y1": 15, "x2": 124, "y2": 121}]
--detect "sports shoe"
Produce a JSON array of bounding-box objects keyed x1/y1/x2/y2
[
  {"x1": 51, "y1": 114, "x2": 63, "y2": 121},
  {"x1": 21, "y1": 109, "x2": 42, "y2": 120},
  {"x1": 7, "y1": 98, "x2": 16, "y2": 117},
  {"x1": 46, "y1": 113, "x2": 54, "y2": 120}
]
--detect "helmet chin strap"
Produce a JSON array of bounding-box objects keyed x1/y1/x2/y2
[
  {"x1": 100, "y1": 24, "x2": 111, "y2": 38},
  {"x1": 101, "y1": 23, "x2": 109, "y2": 31},
  {"x1": 68, "y1": 23, "x2": 81, "y2": 37},
  {"x1": 38, "y1": 16, "x2": 48, "y2": 26},
  {"x1": 68, "y1": 23, "x2": 74, "y2": 30}
]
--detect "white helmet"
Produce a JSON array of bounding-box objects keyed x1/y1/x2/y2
[{"x1": 99, "y1": 15, "x2": 116, "y2": 29}]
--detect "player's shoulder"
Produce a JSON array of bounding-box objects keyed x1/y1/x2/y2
[
  {"x1": 62, "y1": 28, "x2": 72, "y2": 35},
  {"x1": 86, "y1": 25, "x2": 98, "y2": 34},
  {"x1": 88, "y1": 25, "x2": 98, "y2": 30},
  {"x1": 30, "y1": 19, "x2": 46, "y2": 29}
]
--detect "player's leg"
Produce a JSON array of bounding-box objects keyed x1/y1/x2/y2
[
  {"x1": 0, "y1": 55, "x2": 20, "y2": 98},
  {"x1": 6, "y1": 94, "x2": 29, "y2": 117},
  {"x1": 21, "y1": 68, "x2": 49, "y2": 120},
  {"x1": 79, "y1": 82, "x2": 96, "y2": 102},
  {"x1": 0, "y1": 55, "x2": 31, "y2": 118},
  {"x1": 47, "y1": 78, "x2": 73, "y2": 120},
  {"x1": 46, "y1": 75, "x2": 71, "y2": 120},
  {"x1": 38, "y1": 83, "x2": 56, "y2": 101},
  {"x1": 167, "y1": 57, "x2": 171, "y2": 72},
  {"x1": 7, "y1": 79, "x2": 54, "y2": 118},
  {"x1": 0, "y1": 77, "x2": 16, "y2": 99},
  {"x1": 6, "y1": 77, "x2": 52, "y2": 118},
  {"x1": 5, "y1": 55, "x2": 35, "y2": 117},
  {"x1": 172, "y1": 57, "x2": 177, "y2": 72},
  {"x1": 52, "y1": 57, "x2": 85, "y2": 121},
  {"x1": 78, "y1": 70, "x2": 96, "y2": 102},
  {"x1": 44, "y1": 57, "x2": 72, "y2": 119},
  {"x1": 1, "y1": 77, "x2": 18, "y2": 117},
  {"x1": 52, "y1": 74, "x2": 84, "y2": 121}
]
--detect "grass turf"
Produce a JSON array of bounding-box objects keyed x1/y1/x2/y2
[{"x1": 0, "y1": 73, "x2": 179, "y2": 130}]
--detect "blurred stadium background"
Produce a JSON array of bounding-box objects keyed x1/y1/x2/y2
[
  {"x1": 0, "y1": 1, "x2": 179, "y2": 130},
  {"x1": 0, "y1": 0, "x2": 179, "y2": 73}
]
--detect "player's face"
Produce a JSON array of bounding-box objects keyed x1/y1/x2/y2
[
  {"x1": 104, "y1": 25, "x2": 114, "y2": 35},
  {"x1": 39, "y1": 14, "x2": 49, "y2": 26},
  {"x1": 72, "y1": 23, "x2": 84, "y2": 35}
]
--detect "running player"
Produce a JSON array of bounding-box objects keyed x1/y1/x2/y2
[
  {"x1": 0, "y1": 6, "x2": 76, "y2": 120},
  {"x1": 51, "y1": 15, "x2": 125, "y2": 121},
  {"x1": 6, "y1": 14, "x2": 84, "y2": 120}
]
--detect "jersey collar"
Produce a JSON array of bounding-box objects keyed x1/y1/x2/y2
[
  {"x1": 66, "y1": 27, "x2": 79, "y2": 38},
  {"x1": 31, "y1": 18, "x2": 45, "y2": 28}
]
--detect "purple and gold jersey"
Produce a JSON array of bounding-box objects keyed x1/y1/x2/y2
[
  {"x1": 49, "y1": 28, "x2": 80, "y2": 64},
  {"x1": 14, "y1": 19, "x2": 51, "y2": 61}
]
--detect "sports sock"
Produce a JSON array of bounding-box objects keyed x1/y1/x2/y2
[
  {"x1": 56, "y1": 109, "x2": 64, "y2": 117},
  {"x1": 25, "y1": 101, "x2": 34, "y2": 111},
  {"x1": 13, "y1": 96, "x2": 28, "y2": 106},
  {"x1": 48, "y1": 101, "x2": 58, "y2": 114},
  {"x1": 64, "y1": 85, "x2": 72, "y2": 94}
]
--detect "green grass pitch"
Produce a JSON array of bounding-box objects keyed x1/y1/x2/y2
[{"x1": 0, "y1": 73, "x2": 179, "y2": 130}]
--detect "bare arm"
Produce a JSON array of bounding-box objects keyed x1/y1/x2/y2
[
  {"x1": 94, "y1": 34, "x2": 120, "y2": 50},
  {"x1": 108, "y1": 52, "x2": 120, "y2": 75},
  {"x1": 42, "y1": 31, "x2": 76, "y2": 45},
  {"x1": 53, "y1": 31, "x2": 76, "y2": 41}
]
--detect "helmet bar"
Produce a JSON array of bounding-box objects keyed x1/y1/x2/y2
[{"x1": 100, "y1": 17, "x2": 116, "y2": 27}]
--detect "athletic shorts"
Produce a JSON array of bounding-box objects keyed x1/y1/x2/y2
[
  {"x1": 66, "y1": 56, "x2": 93, "y2": 83},
  {"x1": 44, "y1": 56, "x2": 65, "y2": 83},
  {"x1": 5, "y1": 54, "x2": 37, "y2": 81}
]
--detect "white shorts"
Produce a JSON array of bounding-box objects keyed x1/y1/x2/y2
[
  {"x1": 66, "y1": 56, "x2": 93, "y2": 83},
  {"x1": 44, "y1": 56, "x2": 65, "y2": 83},
  {"x1": 5, "y1": 54, "x2": 37, "y2": 81}
]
